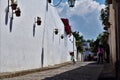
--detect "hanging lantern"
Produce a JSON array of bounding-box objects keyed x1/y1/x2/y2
[
  {"x1": 54, "y1": 28, "x2": 58, "y2": 35},
  {"x1": 61, "y1": 35, "x2": 64, "y2": 39},
  {"x1": 68, "y1": 0, "x2": 75, "y2": 7},
  {"x1": 11, "y1": 3, "x2": 17, "y2": 10},
  {"x1": 37, "y1": 17, "x2": 41, "y2": 25},
  {"x1": 48, "y1": 0, "x2": 51, "y2": 3},
  {"x1": 69, "y1": 52, "x2": 74, "y2": 56},
  {"x1": 15, "y1": 7, "x2": 21, "y2": 17}
]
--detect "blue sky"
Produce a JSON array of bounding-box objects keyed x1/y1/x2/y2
[
  {"x1": 95, "y1": 0, "x2": 105, "y2": 4},
  {"x1": 53, "y1": 0, "x2": 105, "y2": 40}
]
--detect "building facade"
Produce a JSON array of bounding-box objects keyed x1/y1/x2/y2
[
  {"x1": 106, "y1": 0, "x2": 120, "y2": 79},
  {"x1": 0, "y1": 0, "x2": 76, "y2": 73}
]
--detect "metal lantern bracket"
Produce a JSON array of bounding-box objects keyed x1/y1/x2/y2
[
  {"x1": 54, "y1": 28, "x2": 58, "y2": 35},
  {"x1": 61, "y1": 34, "x2": 64, "y2": 39}
]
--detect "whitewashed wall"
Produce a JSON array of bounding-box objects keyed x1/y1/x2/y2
[{"x1": 0, "y1": 0, "x2": 76, "y2": 72}]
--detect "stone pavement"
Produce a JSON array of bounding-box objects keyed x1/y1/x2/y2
[
  {"x1": 98, "y1": 63, "x2": 116, "y2": 80},
  {"x1": 0, "y1": 62, "x2": 103, "y2": 80}
]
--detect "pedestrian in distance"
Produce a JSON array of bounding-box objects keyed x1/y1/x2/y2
[
  {"x1": 69, "y1": 52, "x2": 76, "y2": 64},
  {"x1": 97, "y1": 45, "x2": 104, "y2": 64}
]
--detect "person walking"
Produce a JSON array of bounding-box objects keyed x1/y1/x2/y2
[
  {"x1": 69, "y1": 52, "x2": 76, "y2": 64},
  {"x1": 97, "y1": 45, "x2": 104, "y2": 64}
]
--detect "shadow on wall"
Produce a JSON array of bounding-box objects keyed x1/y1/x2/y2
[
  {"x1": 41, "y1": 48, "x2": 44, "y2": 67},
  {"x1": 5, "y1": 0, "x2": 14, "y2": 32},
  {"x1": 9, "y1": 11, "x2": 13, "y2": 32},
  {"x1": 42, "y1": 63, "x2": 102, "y2": 80},
  {"x1": 33, "y1": 24, "x2": 36, "y2": 37},
  {"x1": 5, "y1": 4, "x2": 9, "y2": 25}
]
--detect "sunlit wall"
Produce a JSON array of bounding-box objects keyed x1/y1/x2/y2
[{"x1": 0, "y1": 0, "x2": 76, "y2": 72}]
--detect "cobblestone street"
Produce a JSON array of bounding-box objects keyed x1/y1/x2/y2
[{"x1": 1, "y1": 62, "x2": 103, "y2": 80}]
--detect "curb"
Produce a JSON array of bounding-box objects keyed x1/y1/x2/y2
[{"x1": 0, "y1": 62, "x2": 71, "y2": 79}]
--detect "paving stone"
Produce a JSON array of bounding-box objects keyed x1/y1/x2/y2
[{"x1": 1, "y1": 62, "x2": 103, "y2": 80}]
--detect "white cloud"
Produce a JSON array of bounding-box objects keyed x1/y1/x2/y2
[
  {"x1": 57, "y1": 0, "x2": 105, "y2": 17},
  {"x1": 56, "y1": 0, "x2": 105, "y2": 40}
]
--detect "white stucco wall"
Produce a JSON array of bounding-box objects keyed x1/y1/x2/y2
[{"x1": 0, "y1": 0, "x2": 76, "y2": 72}]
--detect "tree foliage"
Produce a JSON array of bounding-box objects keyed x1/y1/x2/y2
[
  {"x1": 89, "y1": 32, "x2": 109, "y2": 54},
  {"x1": 72, "y1": 31, "x2": 85, "y2": 53}
]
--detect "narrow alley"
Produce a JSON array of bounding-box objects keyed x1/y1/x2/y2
[
  {"x1": 1, "y1": 62, "x2": 103, "y2": 80},
  {"x1": 0, "y1": 0, "x2": 120, "y2": 80}
]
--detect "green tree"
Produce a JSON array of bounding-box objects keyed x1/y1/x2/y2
[
  {"x1": 90, "y1": 32, "x2": 109, "y2": 54},
  {"x1": 72, "y1": 31, "x2": 85, "y2": 53}
]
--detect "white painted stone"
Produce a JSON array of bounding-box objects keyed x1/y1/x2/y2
[{"x1": 0, "y1": 0, "x2": 76, "y2": 72}]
